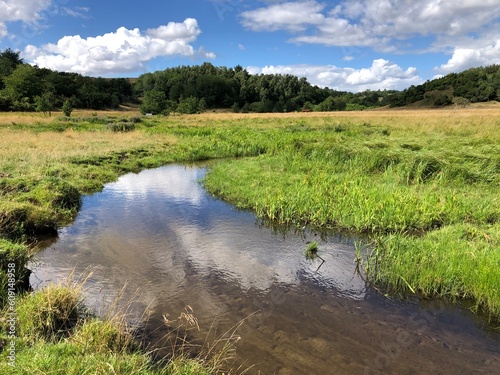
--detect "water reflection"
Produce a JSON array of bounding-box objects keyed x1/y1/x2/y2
[{"x1": 30, "y1": 164, "x2": 500, "y2": 375}]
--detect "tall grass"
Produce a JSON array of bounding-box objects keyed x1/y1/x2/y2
[
  {"x1": 0, "y1": 109, "x2": 499, "y2": 371},
  {"x1": 202, "y1": 113, "x2": 500, "y2": 320},
  {"x1": 0, "y1": 275, "x2": 240, "y2": 374}
]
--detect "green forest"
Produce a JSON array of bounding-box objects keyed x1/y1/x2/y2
[{"x1": 1, "y1": 48, "x2": 499, "y2": 114}]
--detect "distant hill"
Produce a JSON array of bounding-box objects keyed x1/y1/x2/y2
[{"x1": 389, "y1": 65, "x2": 500, "y2": 108}]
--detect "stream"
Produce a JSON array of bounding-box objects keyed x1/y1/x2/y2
[{"x1": 30, "y1": 164, "x2": 500, "y2": 374}]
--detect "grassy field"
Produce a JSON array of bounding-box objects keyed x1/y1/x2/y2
[{"x1": 0, "y1": 107, "x2": 499, "y2": 373}]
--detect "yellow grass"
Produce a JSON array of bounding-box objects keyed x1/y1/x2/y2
[
  {"x1": 0, "y1": 109, "x2": 141, "y2": 126},
  {"x1": 0, "y1": 128, "x2": 176, "y2": 178}
]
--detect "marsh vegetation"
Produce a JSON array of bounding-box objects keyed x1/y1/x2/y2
[{"x1": 0, "y1": 107, "x2": 499, "y2": 373}]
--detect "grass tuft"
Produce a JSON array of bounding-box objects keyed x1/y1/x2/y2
[
  {"x1": 305, "y1": 241, "x2": 319, "y2": 259},
  {"x1": 14, "y1": 282, "x2": 84, "y2": 343}
]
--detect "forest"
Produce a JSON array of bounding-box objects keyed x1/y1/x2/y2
[{"x1": 0, "y1": 48, "x2": 499, "y2": 114}]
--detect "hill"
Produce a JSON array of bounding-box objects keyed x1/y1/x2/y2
[{"x1": 389, "y1": 65, "x2": 500, "y2": 108}]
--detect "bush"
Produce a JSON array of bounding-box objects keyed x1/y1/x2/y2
[
  {"x1": 105, "y1": 122, "x2": 135, "y2": 132},
  {"x1": 177, "y1": 96, "x2": 201, "y2": 114},
  {"x1": 62, "y1": 100, "x2": 73, "y2": 117},
  {"x1": 140, "y1": 90, "x2": 167, "y2": 115}
]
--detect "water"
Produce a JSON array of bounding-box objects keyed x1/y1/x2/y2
[{"x1": 30, "y1": 164, "x2": 500, "y2": 374}]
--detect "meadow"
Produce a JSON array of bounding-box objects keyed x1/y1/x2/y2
[{"x1": 0, "y1": 106, "x2": 499, "y2": 373}]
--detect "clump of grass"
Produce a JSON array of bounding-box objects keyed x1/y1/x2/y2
[
  {"x1": 14, "y1": 282, "x2": 85, "y2": 343},
  {"x1": 129, "y1": 116, "x2": 143, "y2": 124},
  {"x1": 160, "y1": 306, "x2": 244, "y2": 374},
  {"x1": 0, "y1": 239, "x2": 30, "y2": 305},
  {"x1": 400, "y1": 143, "x2": 423, "y2": 151},
  {"x1": 105, "y1": 122, "x2": 135, "y2": 132},
  {"x1": 305, "y1": 241, "x2": 319, "y2": 259},
  {"x1": 0, "y1": 276, "x2": 237, "y2": 375},
  {"x1": 71, "y1": 317, "x2": 138, "y2": 355}
]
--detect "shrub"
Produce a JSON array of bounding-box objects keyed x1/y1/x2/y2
[
  {"x1": 105, "y1": 122, "x2": 135, "y2": 132},
  {"x1": 140, "y1": 90, "x2": 167, "y2": 115},
  {"x1": 62, "y1": 100, "x2": 73, "y2": 117}
]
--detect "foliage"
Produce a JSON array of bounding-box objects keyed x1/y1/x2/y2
[
  {"x1": 134, "y1": 62, "x2": 399, "y2": 113},
  {"x1": 0, "y1": 48, "x2": 23, "y2": 90},
  {"x1": 62, "y1": 99, "x2": 73, "y2": 117},
  {"x1": 177, "y1": 96, "x2": 202, "y2": 114},
  {"x1": 34, "y1": 92, "x2": 55, "y2": 116},
  {"x1": 390, "y1": 65, "x2": 500, "y2": 107},
  {"x1": 0, "y1": 49, "x2": 134, "y2": 112},
  {"x1": 140, "y1": 89, "x2": 168, "y2": 115},
  {"x1": 2, "y1": 47, "x2": 497, "y2": 113}
]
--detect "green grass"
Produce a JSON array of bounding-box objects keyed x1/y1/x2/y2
[
  {"x1": 0, "y1": 109, "x2": 499, "y2": 372},
  {"x1": 202, "y1": 118, "x2": 500, "y2": 321},
  {"x1": 0, "y1": 280, "x2": 232, "y2": 374},
  {"x1": 305, "y1": 241, "x2": 319, "y2": 260}
]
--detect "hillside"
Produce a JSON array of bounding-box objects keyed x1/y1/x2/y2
[{"x1": 389, "y1": 65, "x2": 500, "y2": 108}]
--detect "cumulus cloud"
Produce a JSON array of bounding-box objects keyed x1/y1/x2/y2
[
  {"x1": 0, "y1": 0, "x2": 51, "y2": 38},
  {"x1": 247, "y1": 59, "x2": 423, "y2": 92},
  {"x1": 23, "y1": 19, "x2": 215, "y2": 76},
  {"x1": 437, "y1": 40, "x2": 500, "y2": 73},
  {"x1": 241, "y1": 0, "x2": 500, "y2": 53}
]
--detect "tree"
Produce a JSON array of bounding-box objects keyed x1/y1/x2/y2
[
  {"x1": 62, "y1": 99, "x2": 73, "y2": 117},
  {"x1": 177, "y1": 96, "x2": 200, "y2": 114},
  {"x1": 140, "y1": 90, "x2": 167, "y2": 115},
  {"x1": 35, "y1": 93, "x2": 55, "y2": 116},
  {"x1": 198, "y1": 98, "x2": 207, "y2": 112},
  {"x1": 0, "y1": 48, "x2": 23, "y2": 89},
  {"x1": 2, "y1": 64, "x2": 41, "y2": 108}
]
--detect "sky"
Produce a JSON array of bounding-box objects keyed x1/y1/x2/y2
[{"x1": 0, "y1": 0, "x2": 499, "y2": 92}]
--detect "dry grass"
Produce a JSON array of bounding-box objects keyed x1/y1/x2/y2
[
  {"x1": 0, "y1": 112, "x2": 54, "y2": 126},
  {"x1": 177, "y1": 106, "x2": 500, "y2": 136},
  {"x1": 0, "y1": 109, "x2": 142, "y2": 126},
  {"x1": 0, "y1": 128, "x2": 176, "y2": 178}
]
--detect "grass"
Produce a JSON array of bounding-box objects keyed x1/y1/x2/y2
[
  {"x1": 201, "y1": 110, "x2": 500, "y2": 321},
  {"x1": 0, "y1": 108, "x2": 499, "y2": 372},
  {"x1": 305, "y1": 241, "x2": 319, "y2": 260},
  {"x1": 0, "y1": 276, "x2": 238, "y2": 374}
]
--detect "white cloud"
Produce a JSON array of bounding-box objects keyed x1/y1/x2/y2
[
  {"x1": 61, "y1": 6, "x2": 90, "y2": 19},
  {"x1": 247, "y1": 59, "x2": 423, "y2": 92},
  {"x1": 146, "y1": 18, "x2": 200, "y2": 42},
  {"x1": 241, "y1": 1, "x2": 325, "y2": 32},
  {"x1": 0, "y1": 0, "x2": 51, "y2": 38},
  {"x1": 23, "y1": 19, "x2": 215, "y2": 76},
  {"x1": 437, "y1": 40, "x2": 500, "y2": 73},
  {"x1": 241, "y1": 1, "x2": 500, "y2": 53}
]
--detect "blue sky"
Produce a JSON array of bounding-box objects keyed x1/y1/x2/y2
[{"x1": 1, "y1": 0, "x2": 499, "y2": 92}]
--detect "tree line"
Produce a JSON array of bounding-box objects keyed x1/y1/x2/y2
[
  {"x1": 135, "y1": 62, "x2": 397, "y2": 114},
  {"x1": 0, "y1": 49, "x2": 133, "y2": 112},
  {"x1": 389, "y1": 65, "x2": 500, "y2": 107},
  {"x1": 1, "y1": 48, "x2": 499, "y2": 114}
]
